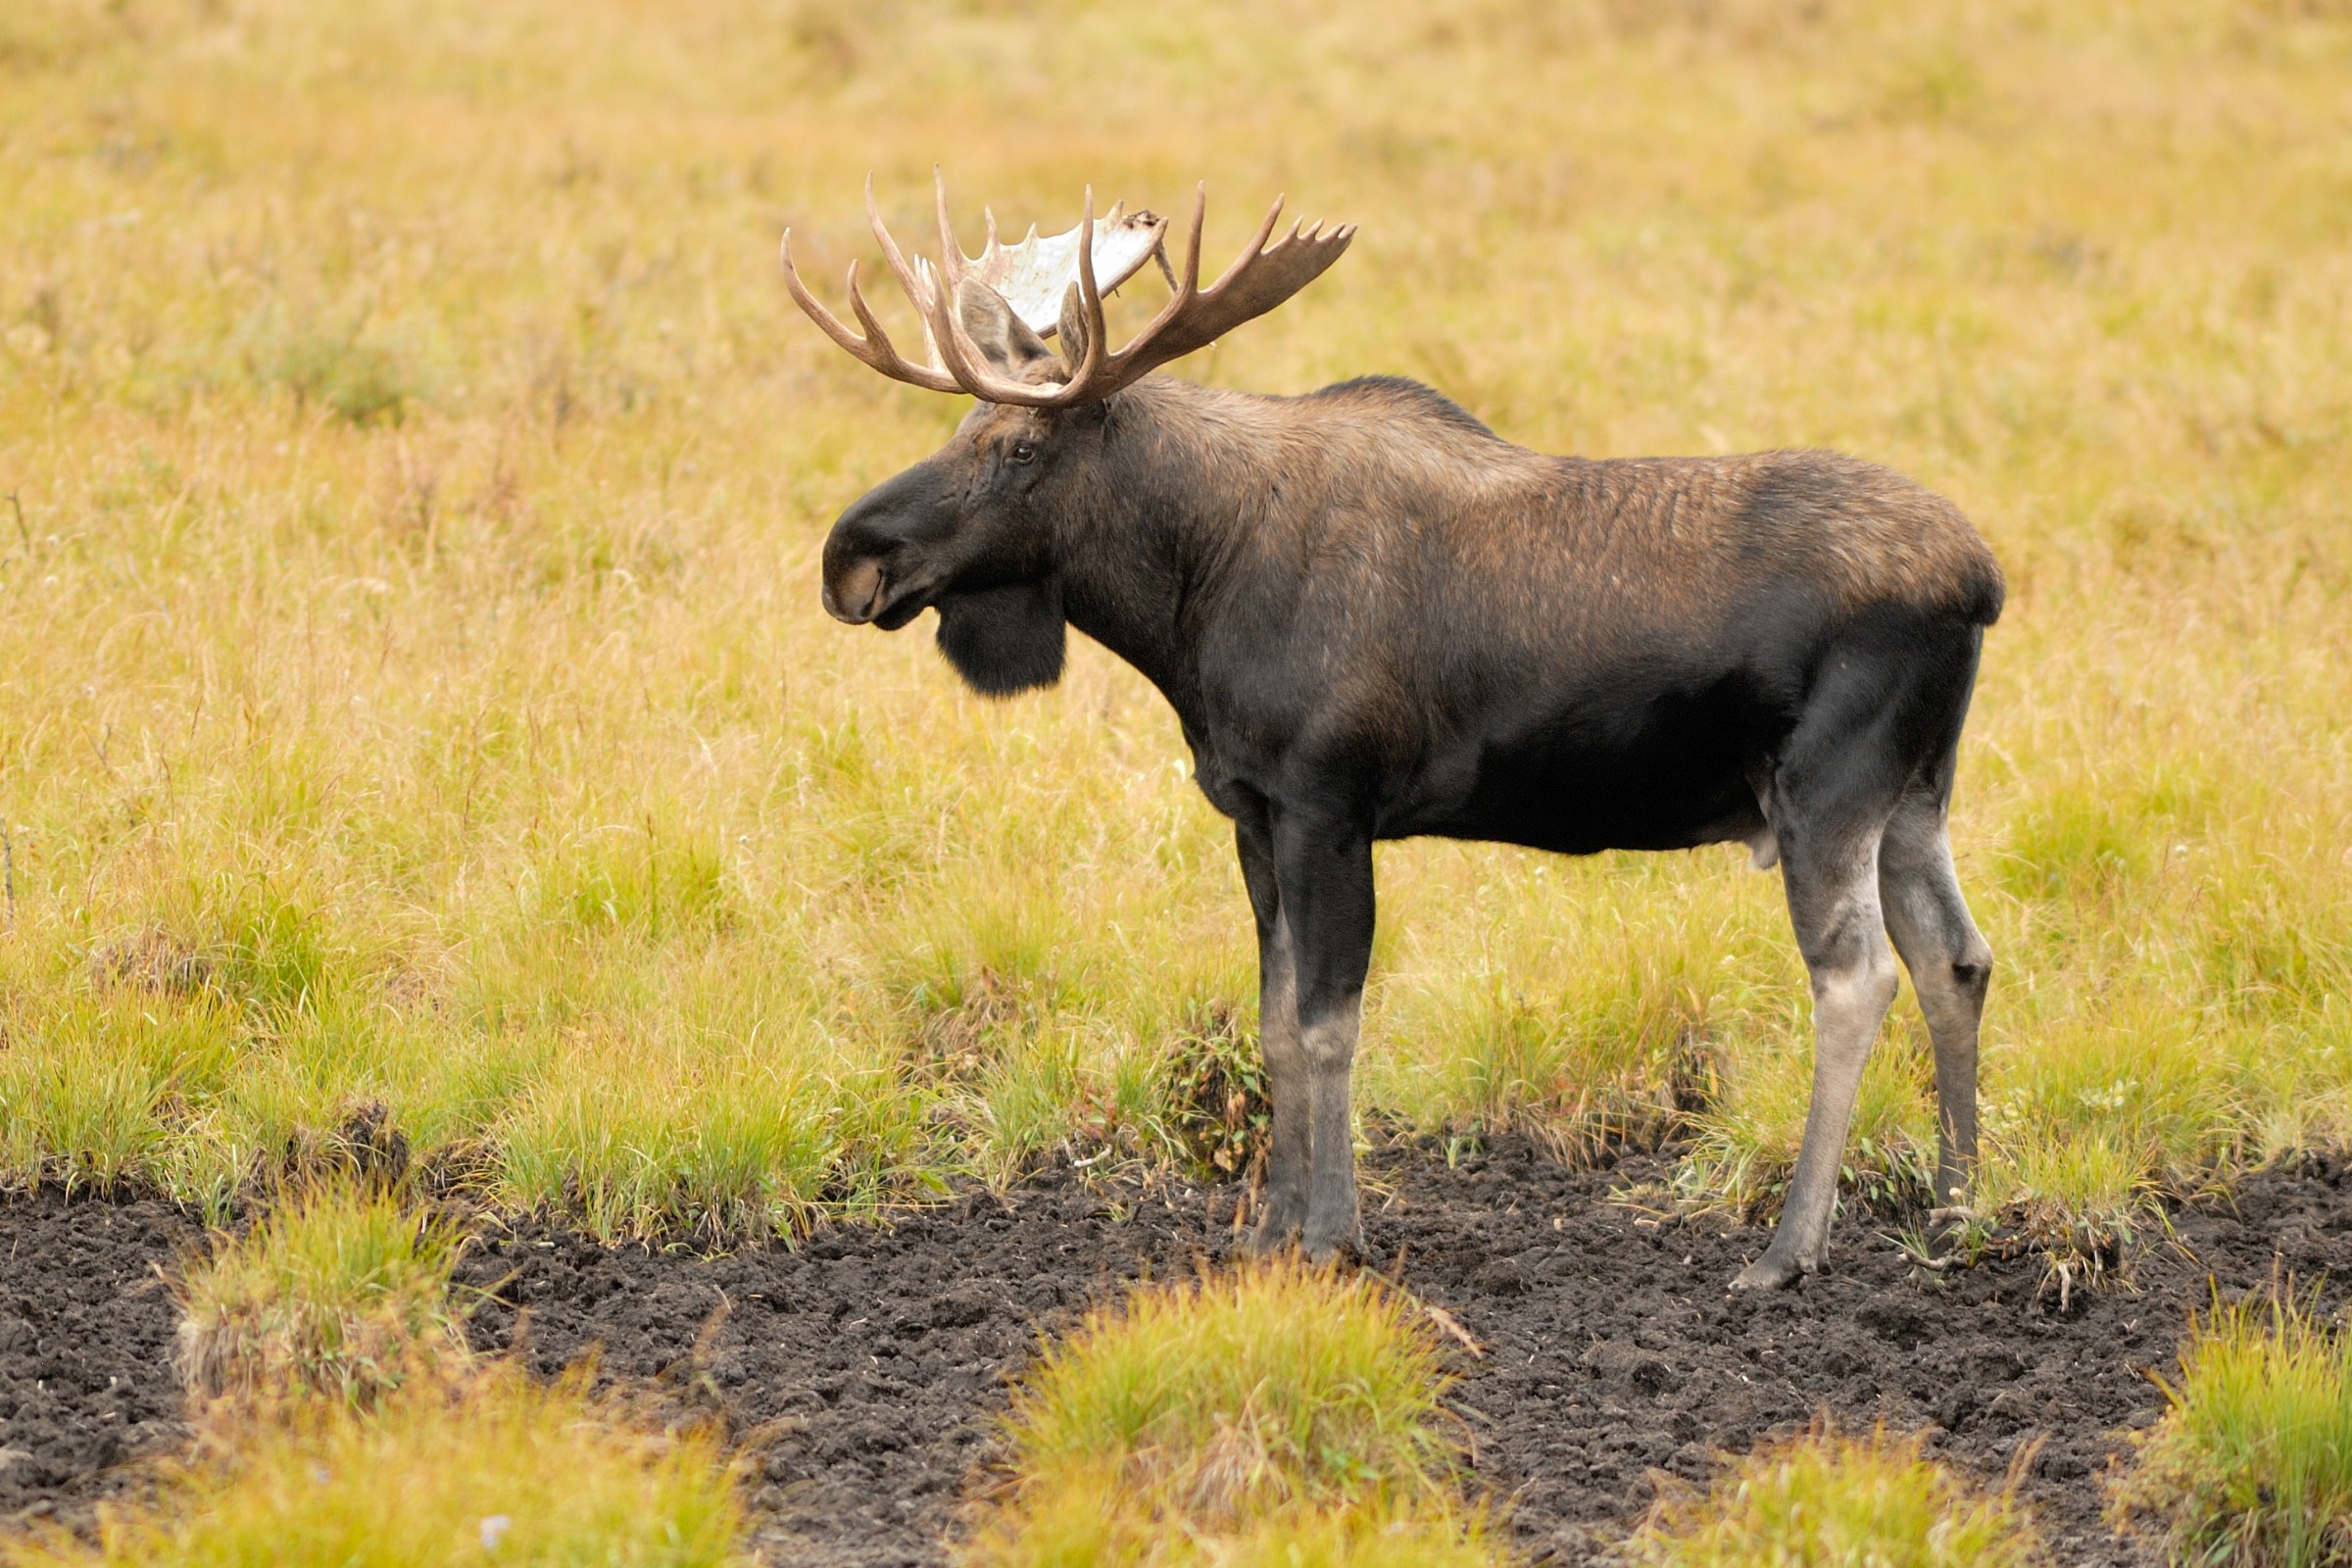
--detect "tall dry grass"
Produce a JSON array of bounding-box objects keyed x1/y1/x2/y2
[{"x1": 0, "y1": 0, "x2": 2346, "y2": 1246}]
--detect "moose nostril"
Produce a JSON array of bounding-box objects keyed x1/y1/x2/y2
[{"x1": 824, "y1": 558, "x2": 886, "y2": 624}]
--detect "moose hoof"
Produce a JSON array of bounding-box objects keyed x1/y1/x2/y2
[
  {"x1": 1241, "y1": 1213, "x2": 1303, "y2": 1257},
  {"x1": 1730, "y1": 1250, "x2": 1808, "y2": 1292},
  {"x1": 1299, "y1": 1224, "x2": 1366, "y2": 1266}
]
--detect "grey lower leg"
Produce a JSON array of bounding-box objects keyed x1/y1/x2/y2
[
  {"x1": 1252, "y1": 915, "x2": 1310, "y2": 1244},
  {"x1": 1236, "y1": 818, "x2": 1310, "y2": 1250},
  {"x1": 1736, "y1": 840, "x2": 1900, "y2": 1290},
  {"x1": 1298, "y1": 995, "x2": 1364, "y2": 1258},
  {"x1": 1269, "y1": 808, "x2": 1375, "y2": 1262},
  {"x1": 1880, "y1": 802, "x2": 1992, "y2": 1207}
]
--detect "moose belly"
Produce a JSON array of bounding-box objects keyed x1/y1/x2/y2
[{"x1": 1381, "y1": 688, "x2": 1774, "y2": 857}]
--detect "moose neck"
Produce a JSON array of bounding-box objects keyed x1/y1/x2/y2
[{"x1": 1050, "y1": 376, "x2": 1275, "y2": 713}]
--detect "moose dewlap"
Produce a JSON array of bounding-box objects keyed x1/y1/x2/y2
[{"x1": 782, "y1": 175, "x2": 2003, "y2": 1289}]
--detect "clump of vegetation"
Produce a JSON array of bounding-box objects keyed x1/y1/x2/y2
[
  {"x1": 2110, "y1": 1295, "x2": 2352, "y2": 1567},
  {"x1": 1631, "y1": 1422, "x2": 2043, "y2": 1568},
  {"x1": 962, "y1": 1259, "x2": 1499, "y2": 1566},
  {"x1": 246, "y1": 309, "x2": 423, "y2": 427},
  {"x1": 174, "y1": 1182, "x2": 471, "y2": 1411},
  {"x1": 1161, "y1": 1002, "x2": 1269, "y2": 1179},
  {"x1": 2, "y1": 1363, "x2": 749, "y2": 1568}
]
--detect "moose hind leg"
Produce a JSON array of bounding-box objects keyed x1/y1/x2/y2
[
  {"x1": 1880, "y1": 789, "x2": 1992, "y2": 1209},
  {"x1": 1734, "y1": 825, "x2": 1900, "y2": 1291}
]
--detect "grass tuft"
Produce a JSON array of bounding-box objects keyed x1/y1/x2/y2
[
  {"x1": 963, "y1": 1259, "x2": 1499, "y2": 1566},
  {"x1": 174, "y1": 1183, "x2": 470, "y2": 1410},
  {"x1": 1632, "y1": 1421, "x2": 2044, "y2": 1568},
  {"x1": 2, "y1": 1363, "x2": 748, "y2": 1568},
  {"x1": 1160, "y1": 1002, "x2": 1270, "y2": 1180},
  {"x1": 2110, "y1": 1294, "x2": 2352, "y2": 1568}
]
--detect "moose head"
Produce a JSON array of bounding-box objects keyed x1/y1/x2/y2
[{"x1": 783, "y1": 174, "x2": 1352, "y2": 694}]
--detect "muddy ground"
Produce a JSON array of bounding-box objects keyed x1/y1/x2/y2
[
  {"x1": 0, "y1": 1191, "x2": 202, "y2": 1529},
  {"x1": 7, "y1": 1141, "x2": 2352, "y2": 1563}
]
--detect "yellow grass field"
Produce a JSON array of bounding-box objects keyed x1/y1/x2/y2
[{"x1": 2, "y1": 0, "x2": 2348, "y2": 1264}]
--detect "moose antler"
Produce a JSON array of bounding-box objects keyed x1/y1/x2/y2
[
  {"x1": 780, "y1": 174, "x2": 1356, "y2": 409},
  {"x1": 932, "y1": 175, "x2": 1171, "y2": 341}
]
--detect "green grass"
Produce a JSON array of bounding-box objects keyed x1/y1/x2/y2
[
  {"x1": 2110, "y1": 1295, "x2": 2352, "y2": 1567},
  {"x1": 0, "y1": 0, "x2": 2347, "y2": 1266},
  {"x1": 962, "y1": 1260, "x2": 1497, "y2": 1567},
  {"x1": 174, "y1": 1182, "x2": 471, "y2": 1408},
  {"x1": 1, "y1": 1364, "x2": 748, "y2": 1568},
  {"x1": 1631, "y1": 1423, "x2": 2043, "y2": 1568}
]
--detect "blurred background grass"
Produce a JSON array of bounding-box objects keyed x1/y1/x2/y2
[{"x1": 0, "y1": 0, "x2": 2347, "y2": 1248}]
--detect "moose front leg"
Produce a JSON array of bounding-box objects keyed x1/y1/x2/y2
[
  {"x1": 1272, "y1": 808, "x2": 1376, "y2": 1261},
  {"x1": 1235, "y1": 815, "x2": 1309, "y2": 1249}
]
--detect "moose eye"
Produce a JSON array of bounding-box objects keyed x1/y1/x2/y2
[{"x1": 1008, "y1": 440, "x2": 1038, "y2": 466}]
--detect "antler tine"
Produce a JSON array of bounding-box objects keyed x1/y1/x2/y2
[
  {"x1": 864, "y1": 173, "x2": 942, "y2": 324},
  {"x1": 777, "y1": 230, "x2": 864, "y2": 358},
  {"x1": 845, "y1": 261, "x2": 936, "y2": 375},
  {"x1": 926, "y1": 171, "x2": 1102, "y2": 407},
  {"x1": 1207, "y1": 192, "x2": 1287, "y2": 297},
  {"x1": 1041, "y1": 186, "x2": 1345, "y2": 402},
  {"x1": 778, "y1": 230, "x2": 961, "y2": 394},
  {"x1": 917, "y1": 175, "x2": 1031, "y2": 402},
  {"x1": 985, "y1": 182, "x2": 1352, "y2": 409},
  {"x1": 1064, "y1": 184, "x2": 1108, "y2": 391},
  {"x1": 1099, "y1": 188, "x2": 1353, "y2": 382},
  {"x1": 932, "y1": 167, "x2": 971, "y2": 296},
  {"x1": 922, "y1": 273, "x2": 1032, "y2": 405},
  {"x1": 1176, "y1": 181, "x2": 1208, "y2": 297},
  {"x1": 1014, "y1": 183, "x2": 1200, "y2": 407}
]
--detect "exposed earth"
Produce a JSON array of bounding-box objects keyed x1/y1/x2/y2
[
  {"x1": 8, "y1": 1140, "x2": 2352, "y2": 1563},
  {"x1": 0, "y1": 1192, "x2": 201, "y2": 1530}
]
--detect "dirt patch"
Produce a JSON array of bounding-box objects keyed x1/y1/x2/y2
[
  {"x1": 448, "y1": 1142, "x2": 2352, "y2": 1566},
  {"x1": 454, "y1": 1166, "x2": 1212, "y2": 1567},
  {"x1": 0, "y1": 1189, "x2": 204, "y2": 1533},
  {"x1": 1362, "y1": 1140, "x2": 2349, "y2": 1567},
  {"x1": 8, "y1": 1145, "x2": 2352, "y2": 1562}
]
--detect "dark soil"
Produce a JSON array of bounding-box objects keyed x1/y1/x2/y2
[
  {"x1": 0, "y1": 1189, "x2": 204, "y2": 1533},
  {"x1": 8, "y1": 1144, "x2": 2352, "y2": 1563}
]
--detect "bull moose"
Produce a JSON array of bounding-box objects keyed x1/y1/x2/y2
[{"x1": 780, "y1": 177, "x2": 2002, "y2": 1289}]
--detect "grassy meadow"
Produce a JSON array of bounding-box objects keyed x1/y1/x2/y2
[{"x1": 2, "y1": 0, "x2": 2350, "y2": 1262}]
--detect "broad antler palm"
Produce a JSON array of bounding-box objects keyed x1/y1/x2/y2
[{"x1": 780, "y1": 172, "x2": 1355, "y2": 408}]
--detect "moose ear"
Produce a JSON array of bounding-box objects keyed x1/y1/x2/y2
[{"x1": 956, "y1": 276, "x2": 1057, "y2": 378}]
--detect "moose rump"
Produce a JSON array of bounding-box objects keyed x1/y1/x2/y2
[{"x1": 782, "y1": 175, "x2": 2003, "y2": 1290}]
